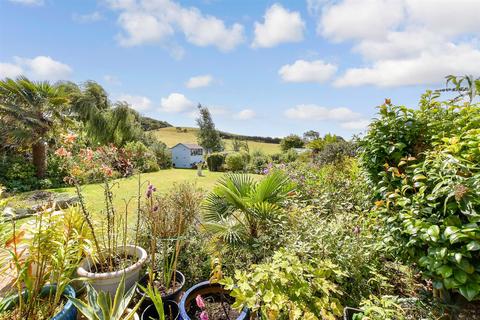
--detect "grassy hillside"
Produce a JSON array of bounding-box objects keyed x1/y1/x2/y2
[{"x1": 152, "y1": 127, "x2": 281, "y2": 155}]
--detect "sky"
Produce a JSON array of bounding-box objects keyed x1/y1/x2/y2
[{"x1": 1, "y1": 0, "x2": 480, "y2": 138}]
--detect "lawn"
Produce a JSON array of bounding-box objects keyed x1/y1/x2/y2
[{"x1": 151, "y1": 127, "x2": 281, "y2": 155}]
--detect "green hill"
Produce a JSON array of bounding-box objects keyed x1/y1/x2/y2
[{"x1": 151, "y1": 127, "x2": 281, "y2": 155}]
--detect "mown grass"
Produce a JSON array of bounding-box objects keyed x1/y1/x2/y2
[{"x1": 151, "y1": 127, "x2": 281, "y2": 155}]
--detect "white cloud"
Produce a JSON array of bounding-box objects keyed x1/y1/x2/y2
[
  {"x1": 8, "y1": 0, "x2": 43, "y2": 6},
  {"x1": 285, "y1": 104, "x2": 359, "y2": 121},
  {"x1": 311, "y1": 0, "x2": 480, "y2": 87},
  {"x1": 234, "y1": 109, "x2": 256, "y2": 120},
  {"x1": 0, "y1": 63, "x2": 23, "y2": 79},
  {"x1": 335, "y1": 42, "x2": 480, "y2": 87},
  {"x1": 14, "y1": 56, "x2": 72, "y2": 81},
  {"x1": 0, "y1": 56, "x2": 72, "y2": 81},
  {"x1": 285, "y1": 104, "x2": 369, "y2": 131},
  {"x1": 186, "y1": 75, "x2": 213, "y2": 88},
  {"x1": 319, "y1": 0, "x2": 405, "y2": 42},
  {"x1": 279, "y1": 60, "x2": 337, "y2": 83},
  {"x1": 160, "y1": 93, "x2": 196, "y2": 113},
  {"x1": 103, "y1": 75, "x2": 121, "y2": 85},
  {"x1": 73, "y1": 11, "x2": 104, "y2": 23},
  {"x1": 117, "y1": 94, "x2": 151, "y2": 111},
  {"x1": 252, "y1": 4, "x2": 305, "y2": 48},
  {"x1": 341, "y1": 119, "x2": 370, "y2": 130},
  {"x1": 108, "y1": 0, "x2": 245, "y2": 51}
]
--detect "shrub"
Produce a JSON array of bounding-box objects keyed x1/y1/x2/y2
[
  {"x1": 221, "y1": 249, "x2": 344, "y2": 319},
  {"x1": 148, "y1": 141, "x2": 172, "y2": 169},
  {"x1": 0, "y1": 155, "x2": 38, "y2": 192},
  {"x1": 224, "y1": 152, "x2": 245, "y2": 171},
  {"x1": 316, "y1": 140, "x2": 356, "y2": 165},
  {"x1": 280, "y1": 134, "x2": 304, "y2": 152},
  {"x1": 362, "y1": 92, "x2": 480, "y2": 301},
  {"x1": 206, "y1": 152, "x2": 226, "y2": 172},
  {"x1": 247, "y1": 150, "x2": 271, "y2": 174},
  {"x1": 124, "y1": 141, "x2": 158, "y2": 172}
]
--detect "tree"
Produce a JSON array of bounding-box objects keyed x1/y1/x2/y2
[
  {"x1": 63, "y1": 81, "x2": 143, "y2": 146},
  {"x1": 196, "y1": 104, "x2": 223, "y2": 153},
  {"x1": 280, "y1": 134, "x2": 304, "y2": 152},
  {"x1": 303, "y1": 130, "x2": 320, "y2": 141},
  {"x1": 0, "y1": 76, "x2": 69, "y2": 177}
]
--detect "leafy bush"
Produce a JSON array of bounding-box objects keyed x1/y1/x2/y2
[
  {"x1": 221, "y1": 249, "x2": 344, "y2": 320},
  {"x1": 224, "y1": 152, "x2": 245, "y2": 171},
  {"x1": 315, "y1": 140, "x2": 356, "y2": 165},
  {"x1": 0, "y1": 155, "x2": 38, "y2": 192},
  {"x1": 148, "y1": 140, "x2": 172, "y2": 169},
  {"x1": 124, "y1": 141, "x2": 158, "y2": 172},
  {"x1": 280, "y1": 134, "x2": 304, "y2": 152},
  {"x1": 206, "y1": 152, "x2": 226, "y2": 172},
  {"x1": 247, "y1": 151, "x2": 271, "y2": 174},
  {"x1": 362, "y1": 93, "x2": 480, "y2": 301}
]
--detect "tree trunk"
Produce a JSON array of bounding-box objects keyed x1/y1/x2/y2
[{"x1": 32, "y1": 140, "x2": 47, "y2": 178}]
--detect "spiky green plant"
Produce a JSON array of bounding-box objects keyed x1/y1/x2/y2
[
  {"x1": 202, "y1": 171, "x2": 294, "y2": 249},
  {"x1": 69, "y1": 274, "x2": 142, "y2": 320}
]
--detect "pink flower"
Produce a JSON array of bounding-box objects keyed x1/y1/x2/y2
[
  {"x1": 195, "y1": 295, "x2": 206, "y2": 309},
  {"x1": 200, "y1": 311, "x2": 209, "y2": 320}
]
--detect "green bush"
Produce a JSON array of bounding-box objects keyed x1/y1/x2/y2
[
  {"x1": 362, "y1": 92, "x2": 480, "y2": 301},
  {"x1": 247, "y1": 150, "x2": 271, "y2": 174},
  {"x1": 221, "y1": 249, "x2": 344, "y2": 319},
  {"x1": 316, "y1": 141, "x2": 356, "y2": 165},
  {"x1": 0, "y1": 155, "x2": 38, "y2": 192},
  {"x1": 148, "y1": 141, "x2": 172, "y2": 169},
  {"x1": 206, "y1": 152, "x2": 226, "y2": 172},
  {"x1": 280, "y1": 134, "x2": 304, "y2": 152},
  {"x1": 124, "y1": 141, "x2": 158, "y2": 172},
  {"x1": 225, "y1": 152, "x2": 245, "y2": 171}
]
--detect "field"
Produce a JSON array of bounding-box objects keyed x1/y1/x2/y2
[
  {"x1": 7, "y1": 169, "x2": 242, "y2": 220},
  {"x1": 151, "y1": 127, "x2": 281, "y2": 155}
]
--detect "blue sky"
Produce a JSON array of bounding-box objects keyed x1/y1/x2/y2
[{"x1": 1, "y1": 0, "x2": 479, "y2": 138}]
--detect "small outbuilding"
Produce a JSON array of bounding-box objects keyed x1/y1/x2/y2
[{"x1": 170, "y1": 143, "x2": 204, "y2": 168}]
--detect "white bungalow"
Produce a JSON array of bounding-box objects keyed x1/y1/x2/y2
[{"x1": 170, "y1": 143, "x2": 204, "y2": 168}]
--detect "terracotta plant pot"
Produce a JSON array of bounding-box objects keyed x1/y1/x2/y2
[{"x1": 76, "y1": 245, "x2": 148, "y2": 296}]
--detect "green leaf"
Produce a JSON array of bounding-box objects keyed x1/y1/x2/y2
[
  {"x1": 459, "y1": 283, "x2": 480, "y2": 301},
  {"x1": 436, "y1": 265, "x2": 453, "y2": 278},
  {"x1": 427, "y1": 225, "x2": 440, "y2": 240},
  {"x1": 454, "y1": 269, "x2": 468, "y2": 284},
  {"x1": 466, "y1": 241, "x2": 480, "y2": 251}
]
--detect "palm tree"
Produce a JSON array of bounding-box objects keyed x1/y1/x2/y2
[
  {"x1": 202, "y1": 171, "x2": 294, "y2": 249},
  {"x1": 0, "y1": 76, "x2": 68, "y2": 177}
]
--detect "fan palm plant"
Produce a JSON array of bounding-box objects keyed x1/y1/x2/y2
[
  {"x1": 202, "y1": 170, "x2": 294, "y2": 249},
  {"x1": 0, "y1": 76, "x2": 69, "y2": 177}
]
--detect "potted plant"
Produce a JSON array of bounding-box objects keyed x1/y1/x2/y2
[
  {"x1": 74, "y1": 179, "x2": 148, "y2": 296},
  {"x1": 0, "y1": 206, "x2": 89, "y2": 319},
  {"x1": 136, "y1": 182, "x2": 202, "y2": 304},
  {"x1": 69, "y1": 274, "x2": 142, "y2": 320},
  {"x1": 139, "y1": 283, "x2": 179, "y2": 320},
  {"x1": 179, "y1": 281, "x2": 248, "y2": 320},
  {"x1": 56, "y1": 145, "x2": 149, "y2": 296}
]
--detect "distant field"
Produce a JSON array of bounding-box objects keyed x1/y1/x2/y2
[{"x1": 151, "y1": 127, "x2": 281, "y2": 155}]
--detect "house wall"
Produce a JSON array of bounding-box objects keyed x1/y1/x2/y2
[{"x1": 171, "y1": 145, "x2": 204, "y2": 168}]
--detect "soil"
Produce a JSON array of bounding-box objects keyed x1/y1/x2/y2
[
  {"x1": 91, "y1": 254, "x2": 137, "y2": 273},
  {"x1": 0, "y1": 298, "x2": 65, "y2": 320},
  {"x1": 153, "y1": 278, "x2": 183, "y2": 296},
  {"x1": 187, "y1": 293, "x2": 240, "y2": 320}
]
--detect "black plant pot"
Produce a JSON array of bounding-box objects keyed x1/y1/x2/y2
[
  {"x1": 136, "y1": 270, "x2": 185, "y2": 310},
  {"x1": 141, "y1": 301, "x2": 179, "y2": 320},
  {"x1": 179, "y1": 281, "x2": 249, "y2": 320},
  {"x1": 343, "y1": 306, "x2": 363, "y2": 320}
]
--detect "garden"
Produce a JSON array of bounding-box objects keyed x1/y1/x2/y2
[{"x1": 0, "y1": 74, "x2": 479, "y2": 320}]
